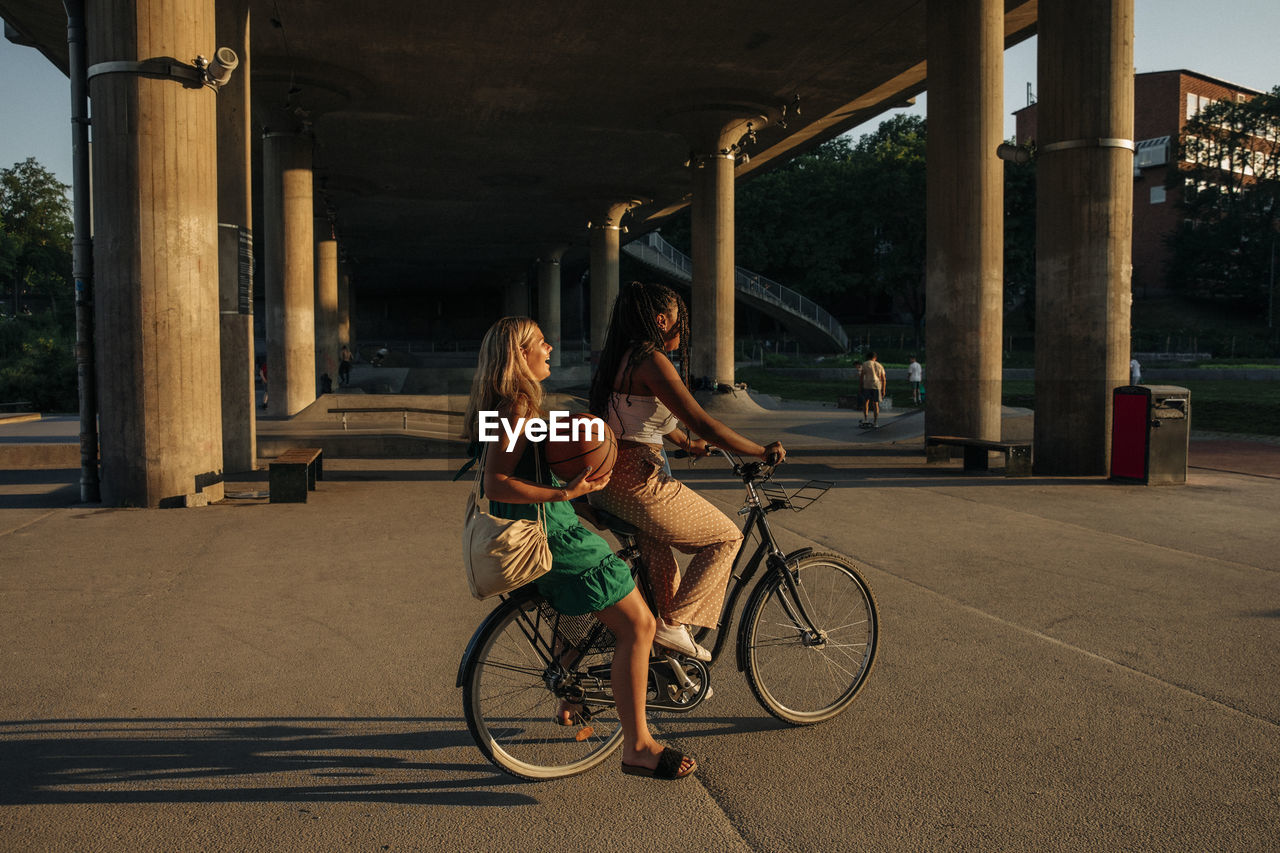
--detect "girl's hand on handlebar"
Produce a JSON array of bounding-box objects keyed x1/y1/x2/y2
[
  {"x1": 760, "y1": 441, "x2": 786, "y2": 465},
  {"x1": 564, "y1": 466, "x2": 610, "y2": 500},
  {"x1": 686, "y1": 438, "x2": 711, "y2": 459}
]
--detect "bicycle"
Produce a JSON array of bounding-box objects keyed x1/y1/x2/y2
[{"x1": 456, "y1": 447, "x2": 879, "y2": 780}]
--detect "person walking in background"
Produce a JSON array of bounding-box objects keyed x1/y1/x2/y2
[
  {"x1": 859, "y1": 351, "x2": 887, "y2": 428},
  {"x1": 1130, "y1": 357, "x2": 1142, "y2": 386},
  {"x1": 907, "y1": 355, "x2": 923, "y2": 405},
  {"x1": 339, "y1": 345, "x2": 352, "y2": 387},
  {"x1": 256, "y1": 357, "x2": 268, "y2": 410}
]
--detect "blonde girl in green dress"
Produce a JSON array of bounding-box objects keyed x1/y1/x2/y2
[{"x1": 462, "y1": 316, "x2": 697, "y2": 780}]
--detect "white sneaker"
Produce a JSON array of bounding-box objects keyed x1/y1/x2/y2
[{"x1": 654, "y1": 618, "x2": 711, "y2": 662}]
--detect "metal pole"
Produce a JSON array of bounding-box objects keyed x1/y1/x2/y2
[{"x1": 65, "y1": 0, "x2": 100, "y2": 503}]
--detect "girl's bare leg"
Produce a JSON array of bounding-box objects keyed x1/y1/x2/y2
[{"x1": 595, "y1": 588, "x2": 696, "y2": 774}]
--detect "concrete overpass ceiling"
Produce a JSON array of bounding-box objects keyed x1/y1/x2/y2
[{"x1": 0, "y1": 0, "x2": 1038, "y2": 288}]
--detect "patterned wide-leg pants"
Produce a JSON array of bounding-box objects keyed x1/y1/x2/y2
[{"x1": 590, "y1": 444, "x2": 742, "y2": 628}]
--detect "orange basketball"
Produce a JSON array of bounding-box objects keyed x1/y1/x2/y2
[{"x1": 544, "y1": 414, "x2": 617, "y2": 483}]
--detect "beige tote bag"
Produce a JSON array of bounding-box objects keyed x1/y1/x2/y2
[{"x1": 462, "y1": 445, "x2": 552, "y2": 600}]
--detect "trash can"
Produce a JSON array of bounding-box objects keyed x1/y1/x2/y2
[{"x1": 1110, "y1": 385, "x2": 1190, "y2": 484}]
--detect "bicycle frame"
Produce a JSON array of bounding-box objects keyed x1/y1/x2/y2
[
  {"x1": 702, "y1": 470, "x2": 827, "y2": 669},
  {"x1": 456, "y1": 450, "x2": 831, "y2": 696}
]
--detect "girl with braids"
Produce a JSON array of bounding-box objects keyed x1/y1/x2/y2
[
  {"x1": 588, "y1": 282, "x2": 786, "y2": 661},
  {"x1": 463, "y1": 316, "x2": 696, "y2": 780}
]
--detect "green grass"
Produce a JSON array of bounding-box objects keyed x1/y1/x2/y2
[
  {"x1": 737, "y1": 368, "x2": 851, "y2": 405},
  {"x1": 1195, "y1": 363, "x2": 1280, "y2": 370},
  {"x1": 738, "y1": 369, "x2": 1280, "y2": 436}
]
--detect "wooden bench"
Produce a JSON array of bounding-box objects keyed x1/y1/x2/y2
[
  {"x1": 926, "y1": 435, "x2": 1032, "y2": 477},
  {"x1": 269, "y1": 447, "x2": 323, "y2": 503},
  {"x1": 328, "y1": 406, "x2": 460, "y2": 430}
]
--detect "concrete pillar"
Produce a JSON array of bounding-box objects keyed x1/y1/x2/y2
[
  {"x1": 216, "y1": 0, "x2": 255, "y2": 472},
  {"x1": 1034, "y1": 0, "x2": 1135, "y2": 474},
  {"x1": 924, "y1": 0, "x2": 1004, "y2": 446},
  {"x1": 666, "y1": 106, "x2": 763, "y2": 387},
  {"x1": 87, "y1": 0, "x2": 224, "y2": 507},
  {"x1": 316, "y1": 235, "x2": 339, "y2": 390},
  {"x1": 537, "y1": 247, "x2": 567, "y2": 366},
  {"x1": 345, "y1": 274, "x2": 357, "y2": 350},
  {"x1": 262, "y1": 131, "x2": 316, "y2": 416},
  {"x1": 338, "y1": 265, "x2": 351, "y2": 348},
  {"x1": 589, "y1": 206, "x2": 626, "y2": 362},
  {"x1": 690, "y1": 152, "x2": 737, "y2": 385}
]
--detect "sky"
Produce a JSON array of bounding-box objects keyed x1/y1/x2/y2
[{"x1": 2, "y1": 0, "x2": 1279, "y2": 187}]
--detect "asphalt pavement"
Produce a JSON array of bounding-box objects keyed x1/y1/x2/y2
[{"x1": 1, "y1": 403, "x2": 1278, "y2": 852}]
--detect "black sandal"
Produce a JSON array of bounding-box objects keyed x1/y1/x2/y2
[{"x1": 621, "y1": 747, "x2": 697, "y2": 779}]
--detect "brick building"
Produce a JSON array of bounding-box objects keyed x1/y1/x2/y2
[{"x1": 1014, "y1": 69, "x2": 1264, "y2": 296}]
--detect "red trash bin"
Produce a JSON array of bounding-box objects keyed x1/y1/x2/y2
[{"x1": 1110, "y1": 385, "x2": 1190, "y2": 484}]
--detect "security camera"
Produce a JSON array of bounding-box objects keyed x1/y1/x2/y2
[{"x1": 204, "y1": 47, "x2": 239, "y2": 88}]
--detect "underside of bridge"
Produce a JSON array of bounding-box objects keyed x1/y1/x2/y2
[
  {"x1": 2, "y1": 0, "x2": 1138, "y2": 507},
  {"x1": 2, "y1": 0, "x2": 1037, "y2": 286}
]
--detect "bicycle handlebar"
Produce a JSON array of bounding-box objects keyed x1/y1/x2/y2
[{"x1": 671, "y1": 446, "x2": 779, "y2": 483}]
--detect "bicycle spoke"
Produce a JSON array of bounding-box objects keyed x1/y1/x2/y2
[
  {"x1": 478, "y1": 659, "x2": 549, "y2": 679},
  {"x1": 463, "y1": 592, "x2": 625, "y2": 780},
  {"x1": 744, "y1": 555, "x2": 878, "y2": 725}
]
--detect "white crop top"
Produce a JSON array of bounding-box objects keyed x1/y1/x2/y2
[{"x1": 605, "y1": 392, "x2": 677, "y2": 445}]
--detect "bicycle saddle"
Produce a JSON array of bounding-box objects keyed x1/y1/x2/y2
[{"x1": 589, "y1": 506, "x2": 641, "y2": 539}]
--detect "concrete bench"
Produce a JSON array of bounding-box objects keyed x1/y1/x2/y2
[
  {"x1": 327, "y1": 406, "x2": 460, "y2": 430},
  {"x1": 269, "y1": 447, "x2": 323, "y2": 503},
  {"x1": 926, "y1": 435, "x2": 1032, "y2": 477}
]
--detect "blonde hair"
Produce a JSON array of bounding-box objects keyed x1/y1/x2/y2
[{"x1": 463, "y1": 316, "x2": 546, "y2": 442}]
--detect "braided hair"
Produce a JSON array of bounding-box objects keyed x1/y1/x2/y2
[{"x1": 588, "y1": 281, "x2": 691, "y2": 422}]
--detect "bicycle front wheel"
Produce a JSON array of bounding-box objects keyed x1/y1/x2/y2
[
  {"x1": 461, "y1": 591, "x2": 624, "y2": 780},
  {"x1": 742, "y1": 552, "x2": 878, "y2": 725}
]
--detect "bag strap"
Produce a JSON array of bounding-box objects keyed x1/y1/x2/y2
[{"x1": 473, "y1": 442, "x2": 547, "y2": 530}]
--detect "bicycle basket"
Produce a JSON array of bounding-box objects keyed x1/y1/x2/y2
[
  {"x1": 537, "y1": 600, "x2": 616, "y2": 655},
  {"x1": 758, "y1": 480, "x2": 834, "y2": 512}
]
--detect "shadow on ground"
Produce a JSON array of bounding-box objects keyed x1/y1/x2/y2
[
  {"x1": 0, "y1": 718, "x2": 531, "y2": 806},
  {"x1": 0, "y1": 469, "x2": 82, "y2": 509}
]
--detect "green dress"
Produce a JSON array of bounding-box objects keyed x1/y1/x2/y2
[{"x1": 481, "y1": 444, "x2": 634, "y2": 616}]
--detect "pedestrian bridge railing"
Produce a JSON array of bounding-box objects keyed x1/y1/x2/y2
[{"x1": 622, "y1": 232, "x2": 849, "y2": 352}]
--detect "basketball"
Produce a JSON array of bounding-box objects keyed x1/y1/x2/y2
[{"x1": 544, "y1": 414, "x2": 617, "y2": 483}]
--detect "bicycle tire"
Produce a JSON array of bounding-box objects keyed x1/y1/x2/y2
[
  {"x1": 461, "y1": 590, "x2": 625, "y2": 780},
  {"x1": 742, "y1": 551, "x2": 878, "y2": 725}
]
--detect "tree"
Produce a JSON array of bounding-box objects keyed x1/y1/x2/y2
[
  {"x1": 1003, "y1": 146, "x2": 1037, "y2": 330},
  {"x1": 734, "y1": 135, "x2": 865, "y2": 301},
  {"x1": 727, "y1": 115, "x2": 929, "y2": 324},
  {"x1": 0, "y1": 157, "x2": 73, "y2": 318},
  {"x1": 1166, "y1": 86, "x2": 1280, "y2": 307},
  {"x1": 852, "y1": 115, "x2": 927, "y2": 332},
  {"x1": 661, "y1": 115, "x2": 1039, "y2": 339},
  {"x1": 0, "y1": 158, "x2": 78, "y2": 412}
]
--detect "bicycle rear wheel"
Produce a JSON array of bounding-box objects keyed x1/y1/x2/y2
[
  {"x1": 461, "y1": 590, "x2": 624, "y2": 780},
  {"x1": 742, "y1": 551, "x2": 878, "y2": 725}
]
